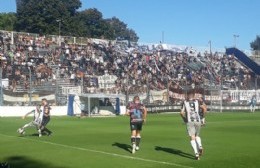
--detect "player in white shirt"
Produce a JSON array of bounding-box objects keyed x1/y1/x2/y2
[
  {"x1": 180, "y1": 93, "x2": 205, "y2": 160},
  {"x1": 17, "y1": 105, "x2": 43, "y2": 136}
]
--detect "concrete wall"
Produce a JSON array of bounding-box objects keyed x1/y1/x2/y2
[
  {"x1": 0, "y1": 105, "x2": 257, "y2": 117},
  {"x1": 0, "y1": 106, "x2": 126, "y2": 117},
  {"x1": 0, "y1": 106, "x2": 67, "y2": 117}
]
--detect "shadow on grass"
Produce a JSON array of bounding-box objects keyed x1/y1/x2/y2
[
  {"x1": 18, "y1": 133, "x2": 49, "y2": 137},
  {"x1": 27, "y1": 133, "x2": 39, "y2": 137},
  {"x1": 3, "y1": 156, "x2": 65, "y2": 168},
  {"x1": 112, "y1": 142, "x2": 132, "y2": 153},
  {"x1": 155, "y1": 146, "x2": 194, "y2": 159}
]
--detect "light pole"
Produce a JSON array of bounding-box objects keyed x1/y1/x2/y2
[
  {"x1": 233, "y1": 34, "x2": 239, "y2": 48},
  {"x1": 125, "y1": 74, "x2": 129, "y2": 105},
  {"x1": 0, "y1": 57, "x2": 6, "y2": 106},
  {"x1": 55, "y1": 66, "x2": 60, "y2": 105},
  {"x1": 162, "y1": 31, "x2": 164, "y2": 43},
  {"x1": 146, "y1": 77, "x2": 150, "y2": 104},
  {"x1": 163, "y1": 75, "x2": 169, "y2": 104},
  {"x1": 166, "y1": 77, "x2": 169, "y2": 104},
  {"x1": 81, "y1": 75, "x2": 84, "y2": 94},
  {"x1": 209, "y1": 40, "x2": 212, "y2": 56},
  {"x1": 28, "y1": 67, "x2": 32, "y2": 106},
  {"x1": 0, "y1": 64, "x2": 3, "y2": 106},
  {"x1": 56, "y1": 19, "x2": 61, "y2": 46}
]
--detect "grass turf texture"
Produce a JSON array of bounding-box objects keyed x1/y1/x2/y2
[{"x1": 0, "y1": 111, "x2": 260, "y2": 168}]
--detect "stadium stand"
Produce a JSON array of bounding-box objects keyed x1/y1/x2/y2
[
  {"x1": 226, "y1": 47, "x2": 260, "y2": 75},
  {"x1": 0, "y1": 30, "x2": 259, "y2": 106}
]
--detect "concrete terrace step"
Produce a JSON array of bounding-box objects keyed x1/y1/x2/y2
[{"x1": 14, "y1": 80, "x2": 76, "y2": 92}]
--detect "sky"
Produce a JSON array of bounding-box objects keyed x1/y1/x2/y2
[{"x1": 0, "y1": 0, "x2": 259, "y2": 52}]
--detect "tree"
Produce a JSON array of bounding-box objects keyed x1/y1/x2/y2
[
  {"x1": 0, "y1": 12, "x2": 17, "y2": 31},
  {"x1": 15, "y1": 0, "x2": 81, "y2": 35},
  {"x1": 105, "y1": 17, "x2": 139, "y2": 42},
  {"x1": 127, "y1": 28, "x2": 139, "y2": 42},
  {"x1": 13, "y1": 0, "x2": 139, "y2": 41},
  {"x1": 77, "y1": 8, "x2": 137, "y2": 40},
  {"x1": 250, "y1": 35, "x2": 260, "y2": 50},
  {"x1": 78, "y1": 8, "x2": 104, "y2": 38}
]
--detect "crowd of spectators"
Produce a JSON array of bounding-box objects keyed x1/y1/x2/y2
[{"x1": 0, "y1": 30, "x2": 258, "y2": 97}]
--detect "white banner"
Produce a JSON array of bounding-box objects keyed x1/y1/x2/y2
[
  {"x1": 150, "y1": 89, "x2": 168, "y2": 102},
  {"x1": 98, "y1": 75, "x2": 117, "y2": 89},
  {"x1": 222, "y1": 90, "x2": 259, "y2": 103},
  {"x1": 62, "y1": 86, "x2": 81, "y2": 95},
  {"x1": 4, "y1": 94, "x2": 55, "y2": 102},
  {"x1": 1, "y1": 78, "x2": 9, "y2": 88}
]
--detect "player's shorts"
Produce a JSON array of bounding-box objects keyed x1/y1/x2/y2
[
  {"x1": 26, "y1": 121, "x2": 38, "y2": 127},
  {"x1": 130, "y1": 122, "x2": 143, "y2": 131},
  {"x1": 186, "y1": 122, "x2": 201, "y2": 136},
  {"x1": 251, "y1": 104, "x2": 256, "y2": 107},
  {"x1": 32, "y1": 121, "x2": 41, "y2": 127},
  {"x1": 41, "y1": 116, "x2": 50, "y2": 127}
]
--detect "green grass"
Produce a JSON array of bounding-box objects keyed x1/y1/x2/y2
[{"x1": 1, "y1": 111, "x2": 260, "y2": 168}]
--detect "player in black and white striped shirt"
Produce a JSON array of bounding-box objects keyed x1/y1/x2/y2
[
  {"x1": 180, "y1": 92, "x2": 205, "y2": 160},
  {"x1": 17, "y1": 104, "x2": 43, "y2": 135}
]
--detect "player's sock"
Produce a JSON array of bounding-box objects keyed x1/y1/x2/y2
[
  {"x1": 22, "y1": 124, "x2": 30, "y2": 129},
  {"x1": 43, "y1": 127, "x2": 52, "y2": 135},
  {"x1": 38, "y1": 129, "x2": 42, "y2": 137},
  {"x1": 202, "y1": 118, "x2": 206, "y2": 125},
  {"x1": 190, "y1": 140, "x2": 198, "y2": 155},
  {"x1": 131, "y1": 136, "x2": 136, "y2": 144},
  {"x1": 196, "y1": 136, "x2": 203, "y2": 156},
  {"x1": 132, "y1": 143, "x2": 136, "y2": 154},
  {"x1": 136, "y1": 136, "x2": 141, "y2": 148},
  {"x1": 195, "y1": 136, "x2": 202, "y2": 149},
  {"x1": 131, "y1": 136, "x2": 136, "y2": 153}
]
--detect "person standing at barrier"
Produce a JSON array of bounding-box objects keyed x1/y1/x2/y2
[
  {"x1": 180, "y1": 92, "x2": 204, "y2": 160},
  {"x1": 198, "y1": 97, "x2": 207, "y2": 126},
  {"x1": 249, "y1": 95, "x2": 257, "y2": 113},
  {"x1": 39, "y1": 98, "x2": 52, "y2": 137},
  {"x1": 104, "y1": 98, "x2": 112, "y2": 106},
  {"x1": 126, "y1": 96, "x2": 147, "y2": 154}
]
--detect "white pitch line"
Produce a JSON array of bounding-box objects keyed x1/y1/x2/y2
[{"x1": 0, "y1": 133, "x2": 194, "y2": 168}]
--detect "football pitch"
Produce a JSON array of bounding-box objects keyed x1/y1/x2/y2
[{"x1": 0, "y1": 111, "x2": 260, "y2": 168}]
